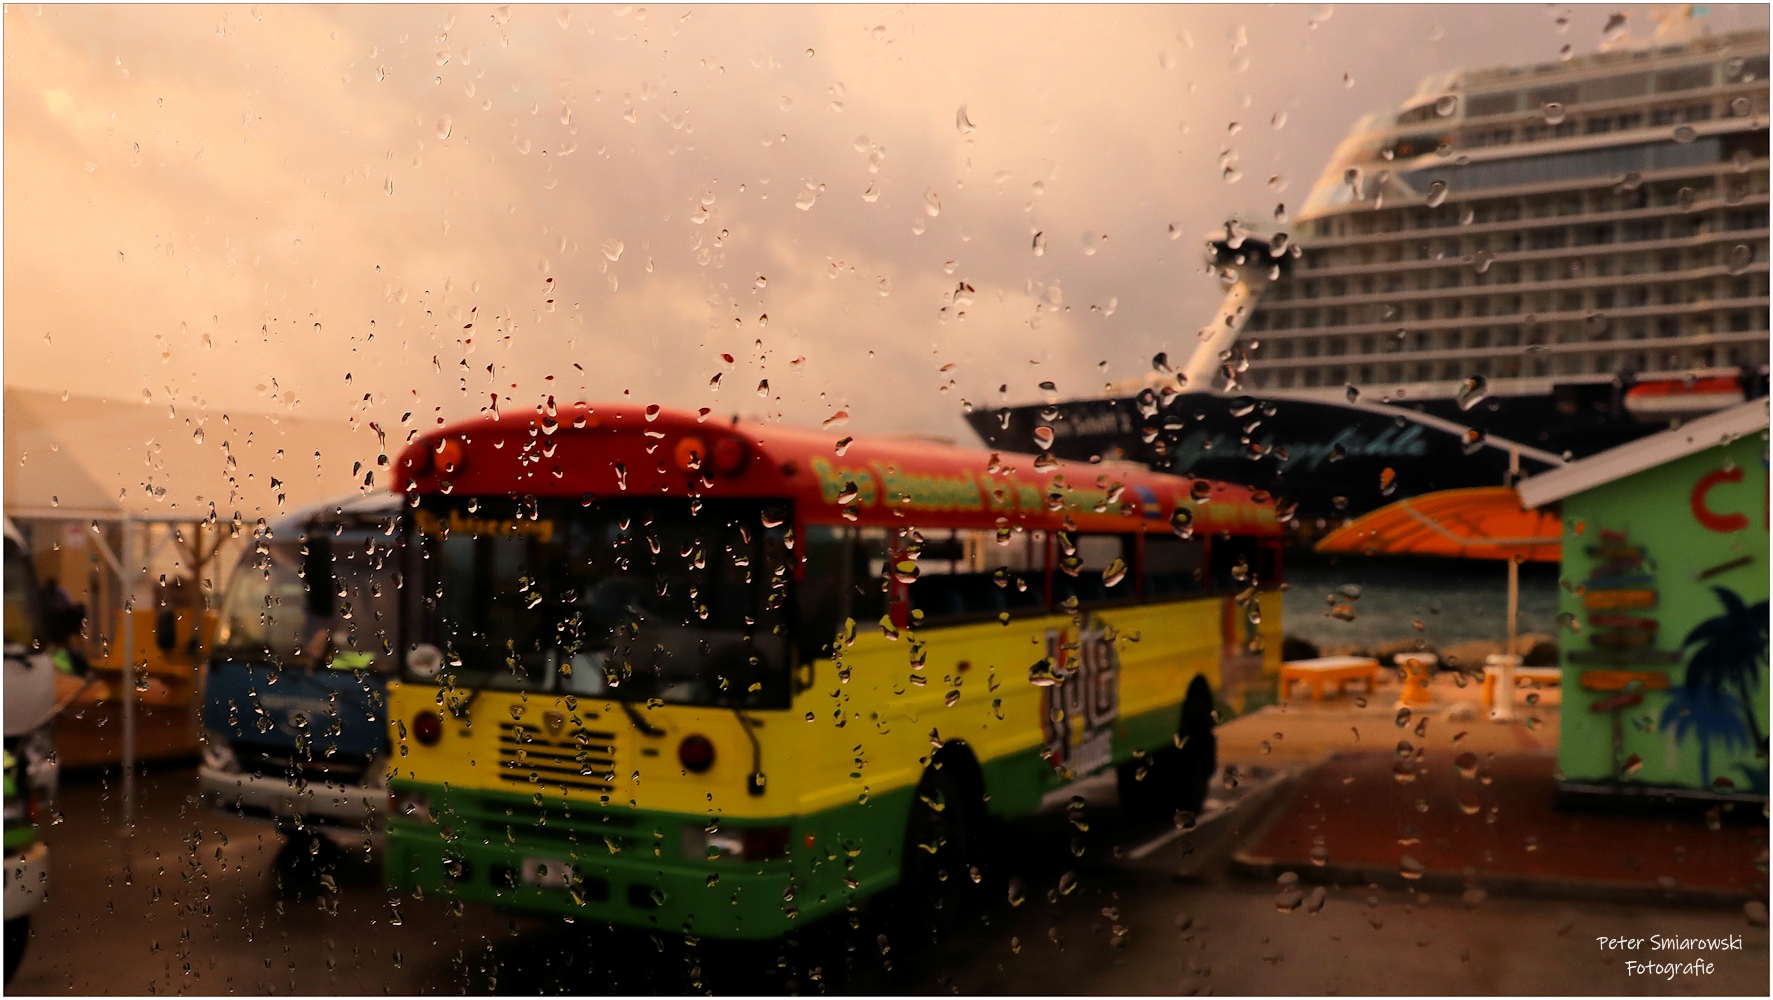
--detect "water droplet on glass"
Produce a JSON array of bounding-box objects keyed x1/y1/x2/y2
[
  {"x1": 1672, "y1": 124, "x2": 1697, "y2": 144},
  {"x1": 1434, "y1": 94, "x2": 1458, "y2": 117},
  {"x1": 1032, "y1": 231, "x2": 1047, "y2": 256},
  {"x1": 1455, "y1": 375, "x2": 1488, "y2": 411},
  {"x1": 1727, "y1": 244, "x2": 1753, "y2": 275},
  {"x1": 1541, "y1": 101, "x2": 1565, "y2": 125},
  {"x1": 1032, "y1": 426, "x2": 1055, "y2": 451},
  {"x1": 955, "y1": 104, "x2": 976, "y2": 135},
  {"x1": 1170, "y1": 506, "x2": 1194, "y2": 539},
  {"x1": 924, "y1": 190, "x2": 941, "y2": 217},
  {"x1": 601, "y1": 239, "x2": 625, "y2": 262},
  {"x1": 436, "y1": 115, "x2": 453, "y2": 139},
  {"x1": 1425, "y1": 180, "x2": 1448, "y2": 207},
  {"x1": 1101, "y1": 558, "x2": 1127, "y2": 589}
]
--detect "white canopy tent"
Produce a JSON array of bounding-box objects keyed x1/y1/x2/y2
[{"x1": 5, "y1": 387, "x2": 384, "y2": 831}]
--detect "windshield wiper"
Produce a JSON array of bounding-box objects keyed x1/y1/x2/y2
[
  {"x1": 732, "y1": 707, "x2": 766, "y2": 797},
  {"x1": 618, "y1": 700, "x2": 665, "y2": 737}
]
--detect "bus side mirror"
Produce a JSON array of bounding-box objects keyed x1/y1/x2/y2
[{"x1": 304, "y1": 537, "x2": 336, "y2": 619}]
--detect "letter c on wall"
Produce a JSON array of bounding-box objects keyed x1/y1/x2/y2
[{"x1": 1690, "y1": 467, "x2": 1749, "y2": 533}]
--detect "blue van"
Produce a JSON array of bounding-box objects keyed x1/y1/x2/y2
[{"x1": 197, "y1": 494, "x2": 401, "y2": 892}]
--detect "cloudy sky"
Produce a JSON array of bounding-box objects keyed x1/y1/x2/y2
[{"x1": 6, "y1": 3, "x2": 1764, "y2": 462}]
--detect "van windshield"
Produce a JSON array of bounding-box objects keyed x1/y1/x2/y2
[
  {"x1": 404, "y1": 497, "x2": 793, "y2": 710},
  {"x1": 213, "y1": 529, "x2": 400, "y2": 671},
  {"x1": 4, "y1": 538, "x2": 43, "y2": 653}
]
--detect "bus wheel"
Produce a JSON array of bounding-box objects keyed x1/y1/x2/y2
[
  {"x1": 1116, "y1": 676, "x2": 1218, "y2": 820},
  {"x1": 899, "y1": 765, "x2": 976, "y2": 934},
  {"x1": 4, "y1": 916, "x2": 27, "y2": 983},
  {"x1": 1173, "y1": 674, "x2": 1219, "y2": 816}
]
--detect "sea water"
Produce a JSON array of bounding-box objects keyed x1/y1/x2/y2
[{"x1": 1280, "y1": 553, "x2": 1560, "y2": 653}]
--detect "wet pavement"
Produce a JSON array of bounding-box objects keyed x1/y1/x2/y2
[{"x1": 9, "y1": 760, "x2": 1768, "y2": 996}]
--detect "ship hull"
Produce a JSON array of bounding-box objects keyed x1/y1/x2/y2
[{"x1": 966, "y1": 390, "x2": 1617, "y2": 520}]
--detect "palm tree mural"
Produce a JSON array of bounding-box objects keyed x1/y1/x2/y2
[
  {"x1": 1659, "y1": 685, "x2": 1751, "y2": 789},
  {"x1": 1681, "y1": 586, "x2": 1770, "y2": 758}
]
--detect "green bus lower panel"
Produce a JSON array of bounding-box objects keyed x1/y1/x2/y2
[
  {"x1": 384, "y1": 780, "x2": 913, "y2": 940},
  {"x1": 976, "y1": 705, "x2": 1182, "y2": 819}
]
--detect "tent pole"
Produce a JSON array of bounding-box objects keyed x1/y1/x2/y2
[{"x1": 121, "y1": 517, "x2": 136, "y2": 837}]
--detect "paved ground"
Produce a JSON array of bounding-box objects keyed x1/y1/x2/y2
[
  {"x1": 10, "y1": 760, "x2": 1767, "y2": 996},
  {"x1": 1239, "y1": 750, "x2": 1769, "y2": 904},
  {"x1": 1218, "y1": 667, "x2": 1561, "y2": 769}
]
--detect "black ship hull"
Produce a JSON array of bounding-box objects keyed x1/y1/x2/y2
[{"x1": 963, "y1": 383, "x2": 1727, "y2": 521}]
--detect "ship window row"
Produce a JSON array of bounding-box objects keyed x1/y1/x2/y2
[
  {"x1": 1258, "y1": 240, "x2": 1769, "y2": 317},
  {"x1": 1460, "y1": 93, "x2": 1769, "y2": 153},
  {"x1": 1252, "y1": 304, "x2": 1770, "y2": 362},
  {"x1": 1302, "y1": 170, "x2": 1766, "y2": 245},
  {"x1": 1254, "y1": 288, "x2": 1772, "y2": 338},
  {"x1": 1452, "y1": 56, "x2": 1767, "y2": 121},
  {"x1": 1250, "y1": 335, "x2": 1769, "y2": 391},
  {"x1": 1398, "y1": 136, "x2": 1734, "y2": 198}
]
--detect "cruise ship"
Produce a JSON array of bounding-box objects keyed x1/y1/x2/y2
[{"x1": 969, "y1": 23, "x2": 1769, "y2": 520}]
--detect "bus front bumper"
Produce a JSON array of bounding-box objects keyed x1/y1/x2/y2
[
  {"x1": 199, "y1": 765, "x2": 385, "y2": 830},
  {"x1": 383, "y1": 819, "x2": 844, "y2": 940},
  {"x1": 4, "y1": 842, "x2": 49, "y2": 921}
]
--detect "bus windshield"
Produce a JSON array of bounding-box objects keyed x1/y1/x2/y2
[
  {"x1": 405, "y1": 496, "x2": 793, "y2": 710},
  {"x1": 213, "y1": 529, "x2": 400, "y2": 671}
]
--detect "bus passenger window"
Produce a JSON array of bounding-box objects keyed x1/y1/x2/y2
[
  {"x1": 850, "y1": 528, "x2": 891, "y2": 625},
  {"x1": 1258, "y1": 541, "x2": 1285, "y2": 588},
  {"x1": 798, "y1": 525, "x2": 849, "y2": 658},
  {"x1": 907, "y1": 528, "x2": 1041, "y2": 624},
  {"x1": 1051, "y1": 533, "x2": 1134, "y2": 607},
  {"x1": 1142, "y1": 535, "x2": 1205, "y2": 597},
  {"x1": 1209, "y1": 535, "x2": 1261, "y2": 592}
]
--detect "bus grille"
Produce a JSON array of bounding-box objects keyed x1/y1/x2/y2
[{"x1": 496, "y1": 722, "x2": 619, "y2": 795}]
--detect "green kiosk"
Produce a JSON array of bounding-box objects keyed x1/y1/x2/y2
[{"x1": 1518, "y1": 400, "x2": 1768, "y2": 805}]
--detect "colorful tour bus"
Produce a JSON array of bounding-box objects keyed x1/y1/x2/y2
[{"x1": 384, "y1": 402, "x2": 1282, "y2": 939}]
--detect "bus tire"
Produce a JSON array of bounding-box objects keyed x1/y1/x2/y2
[
  {"x1": 4, "y1": 916, "x2": 27, "y2": 983},
  {"x1": 898, "y1": 763, "x2": 978, "y2": 934},
  {"x1": 1116, "y1": 675, "x2": 1218, "y2": 820},
  {"x1": 1174, "y1": 674, "x2": 1219, "y2": 816}
]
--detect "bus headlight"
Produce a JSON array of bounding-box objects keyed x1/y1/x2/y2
[{"x1": 200, "y1": 730, "x2": 241, "y2": 774}]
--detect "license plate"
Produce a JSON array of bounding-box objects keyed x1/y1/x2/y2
[
  {"x1": 520, "y1": 857, "x2": 574, "y2": 889},
  {"x1": 1070, "y1": 730, "x2": 1113, "y2": 778}
]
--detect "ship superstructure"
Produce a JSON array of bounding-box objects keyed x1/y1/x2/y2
[
  {"x1": 1239, "y1": 28, "x2": 1768, "y2": 437},
  {"x1": 966, "y1": 25, "x2": 1769, "y2": 520}
]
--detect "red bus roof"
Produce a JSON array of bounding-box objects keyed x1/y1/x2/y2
[{"x1": 395, "y1": 402, "x2": 1280, "y2": 538}]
